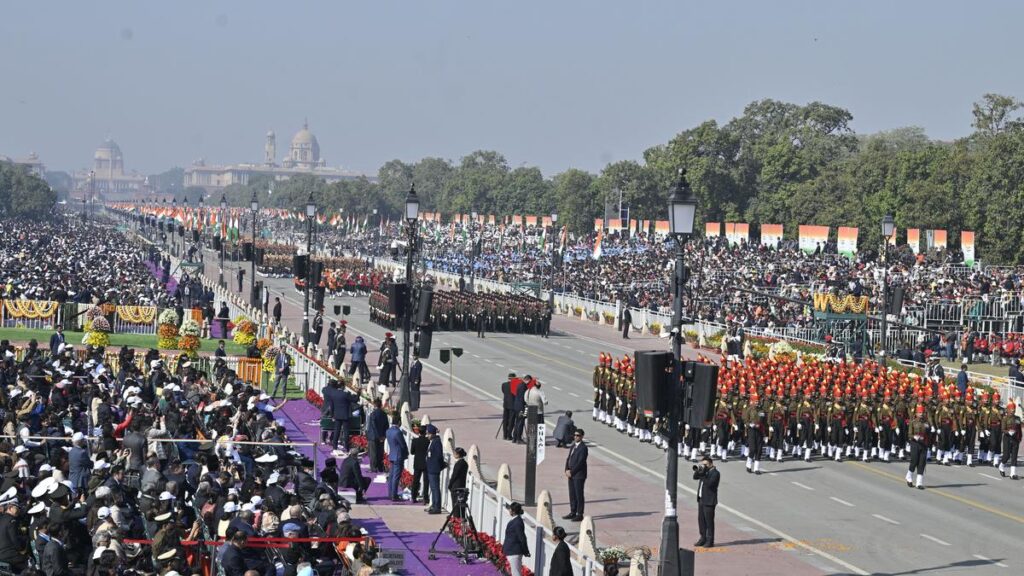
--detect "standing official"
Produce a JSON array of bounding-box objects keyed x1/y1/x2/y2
[
  {"x1": 386, "y1": 416, "x2": 409, "y2": 501},
  {"x1": 425, "y1": 425, "x2": 444, "y2": 514},
  {"x1": 323, "y1": 380, "x2": 357, "y2": 454},
  {"x1": 906, "y1": 404, "x2": 930, "y2": 489},
  {"x1": 693, "y1": 454, "x2": 720, "y2": 548},
  {"x1": 563, "y1": 429, "x2": 588, "y2": 522},
  {"x1": 409, "y1": 427, "x2": 429, "y2": 504},
  {"x1": 501, "y1": 373, "x2": 517, "y2": 441},
  {"x1": 620, "y1": 307, "x2": 632, "y2": 339},
  {"x1": 365, "y1": 399, "x2": 389, "y2": 473},
  {"x1": 272, "y1": 296, "x2": 282, "y2": 325}
]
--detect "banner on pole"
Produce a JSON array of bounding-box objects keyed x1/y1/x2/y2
[
  {"x1": 798, "y1": 225, "x2": 829, "y2": 253},
  {"x1": 705, "y1": 222, "x2": 721, "y2": 237},
  {"x1": 594, "y1": 218, "x2": 604, "y2": 232},
  {"x1": 654, "y1": 220, "x2": 669, "y2": 236},
  {"x1": 961, "y1": 231, "x2": 976, "y2": 267},
  {"x1": 837, "y1": 227, "x2": 859, "y2": 258},
  {"x1": 907, "y1": 228, "x2": 920, "y2": 254},
  {"x1": 932, "y1": 229, "x2": 947, "y2": 250},
  {"x1": 724, "y1": 223, "x2": 749, "y2": 246},
  {"x1": 760, "y1": 224, "x2": 783, "y2": 246}
]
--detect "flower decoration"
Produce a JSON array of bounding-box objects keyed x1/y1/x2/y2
[
  {"x1": 233, "y1": 317, "x2": 257, "y2": 346},
  {"x1": 158, "y1": 308, "x2": 180, "y2": 325}
]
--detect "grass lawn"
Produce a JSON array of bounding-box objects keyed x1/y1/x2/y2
[
  {"x1": 939, "y1": 358, "x2": 1012, "y2": 378},
  {"x1": 257, "y1": 376, "x2": 305, "y2": 400},
  {"x1": 0, "y1": 327, "x2": 249, "y2": 356}
]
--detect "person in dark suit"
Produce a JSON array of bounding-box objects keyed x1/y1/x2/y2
[
  {"x1": 693, "y1": 454, "x2": 720, "y2": 548},
  {"x1": 67, "y1": 434, "x2": 92, "y2": 495},
  {"x1": 409, "y1": 427, "x2": 429, "y2": 503},
  {"x1": 425, "y1": 425, "x2": 445, "y2": 514},
  {"x1": 327, "y1": 322, "x2": 337, "y2": 356},
  {"x1": 502, "y1": 502, "x2": 530, "y2": 575},
  {"x1": 548, "y1": 526, "x2": 573, "y2": 576},
  {"x1": 339, "y1": 449, "x2": 369, "y2": 503},
  {"x1": 322, "y1": 379, "x2": 357, "y2": 453},
  {"x1": 563, "y1": 428, "x2": 588, "y2": 521},
  {"x1": 365, "y1": 399, "x2": 389, "y2": 473},
  {"x1": 272, "y1": 297, "x2": 282, "y2": 325},
  {"x1": 621, "y1": 307, "x2": 632, "y2": 339},
  {"x1": 501, "y1": 373, "x2": 516, "y2": 441},
  {"x1": 447, "y1": 447, "x2": 468, "y2": 507},
  {"x1": 553, "y1": 410, "x2": 576, "y2": 448},
  {"x1": 220, "y1": 530, "x2": 250, "y2": 576},
  {"x1": 409, "y1": 354, "x2": 423, "y2": 410},
  {"x1": 48, "y1": 326, "x2": 65, "y2": 357},
  {"x1": 385, "y1": 416, "x2": 409, "y2": 501},
  {"x1": 41, "y1": 524, "x2": 69, "y2": 576},
  {"x1": 512, "y1": 376, "x2": 528, "y2": 443}
]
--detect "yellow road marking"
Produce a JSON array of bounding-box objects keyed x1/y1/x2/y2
[
  {"x1": 849, "y1": 462, "x2": 1024, "y2": 524},
  {"x1": 496, "y1": 339, "x2": 593, "y2": 375}
]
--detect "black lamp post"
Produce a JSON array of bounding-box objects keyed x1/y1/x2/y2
[
  {"x1": 172, "y1": 198, "x2": 178, "y2": 256},
  {"x1": 399, "y1": 184, "x2": 420, "y2": 410},
  {"x1": 198, "y1": 195, "x2": 204, "y2": 243},
  {"x1": 302, "y1": 192, "x2": 316, "y2": 343},
  {"x1": 880, "y1": 214, "x2": 895, "y2": 359},
  {"x1": 182, "y1": 196, "x2": 189, "y2": 258},
  {"x1": 249, "y1": 191, "x2": 259, "y2": 309},
  {"x1": 219, "y1": 194, "x2": 227, "y2": 288},
  {"x1": 660, "y1": 168, "x2": 697, "y2": 576},
  {"x1": 469, "y1": 210, "x2": 478, "y2": 292}
]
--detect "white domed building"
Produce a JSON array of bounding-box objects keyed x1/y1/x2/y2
[
  {"x1": 185, "y1": 121, "x2": 364, "y2": 192},
  {"x1": 73, "y1": 139, "x2": 147, "y2": 199}
]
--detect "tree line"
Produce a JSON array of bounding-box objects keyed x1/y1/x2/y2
[
  {"x1": 0, "y1": 161, "x2": 57, "y2": 219},
  {"x1": 217, "y1": 93, "x2": 1024, "y2": 264}
]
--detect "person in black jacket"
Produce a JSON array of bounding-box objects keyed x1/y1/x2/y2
[
  {"x1": 512, "y1": 377, "x2": 528, "y2": 443},
  {"x1": 41, "y1": 524, "x2": 70, "y2": 576},
  {"x1": 447, "y1": 447, "x2": 468, "y2": 512},
  {"x1": 322, "y1": 379, "x2": 357, "y2": 453},
  {"x1": 548, "y1": 526, "x2": 573, "y2": 576},
  {"x1": 502, "y1": 502, "x2": 530, "y2": 576},
  {"x1": 365, "y1": 399, "x2": 389, "y2": 473},
  {"x1": 693, "y1": 454, "x2": 720, "y2": 548},
  {"x1": 220, "y1": 530, "x2": 250, "y2": 576},
  {"x1": 0, "y1": 498, "x2": 27, "y2": 573},
  {"x1": 501, "y1": 373, "x2": 516, "y2": 441},
  {"x1": 563, "y1": 428, "x2": 588, "y2": 521},
  {"x1": 339, "y1": 449, "x2": 369, "y2": 504},
  {"x1": 409, "y1": 428, "x2": 429, "y2": 504}
]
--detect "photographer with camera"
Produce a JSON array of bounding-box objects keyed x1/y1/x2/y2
[{"x1": 692, "y1": 454, "x2": 720, "y2": 548}]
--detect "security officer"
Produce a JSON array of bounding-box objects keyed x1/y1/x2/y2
[{"x1": 906, "y1": 404, "x2": 930, "y2": 489}]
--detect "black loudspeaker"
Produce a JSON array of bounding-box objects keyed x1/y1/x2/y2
[
  {"x1": 308, "y1": 261, "x2": 324, "y2": 286},
  {"x1": 159, "y1": 221, "x2": 165, "y2": 232},
  {"x1": 177, "y1": 224, "x2": 184, "y2": 237},
  {"x1": 387, "y1": 283, "x2": 408, "y2": 319},
  {"x1": 252, "y1": 281, "x2": 263, "y2": 309},
  {"x1": 333, "y1": 305, "x2": 341, "y2": 315},
  {"x1": 686, "y1": 363, "x2": 719, "y2": 427},
  {"x1": 242, "y1": 242, "x2": 253, "y2": 261},
  {"x1": 213, "y1": 236, "x2": 222, "y2": 251},
  {"x1": 313, "y1": 286, "x2": 325, "y2": 310},
  {"x1": 293, "y1": 254, "x2": 308, "y2": 279},
  {"x1": 415, "y1": 285, "x2": 433, "y2": 326},
  {"x1": 192, "y1": 230, "x2": 200, "y2": 242},
  {"x1": 415, "y1": 328, "x2": 432, "y2": 359},
  {"x1": 635, "y1": 350, "x2": 673, "y2": 418},
  {"x1": 255, "y1": 248, "x2": 265, "y2": 266},
  {"x1": 888, "y1": 287, "x2": 905, "y2": 316}
]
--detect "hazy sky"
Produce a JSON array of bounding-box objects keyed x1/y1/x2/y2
[{"x1": 2, "y1": 1, "x2": 1022, "y2": 177}]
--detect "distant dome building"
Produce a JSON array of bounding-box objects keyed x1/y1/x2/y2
[
  {"x1": 73, "y1": 138, "x2": 147, "y2": 200},
  {"x1": 93, "y1": 139, "x2": 125, "y2": 175},
  {"x1": 184, "y1": 120, "x2": 365, "y2": 192}
]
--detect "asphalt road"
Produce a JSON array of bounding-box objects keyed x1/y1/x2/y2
[{"x1": 215, "y1": 253, "x2": 1022, "y2": 575}]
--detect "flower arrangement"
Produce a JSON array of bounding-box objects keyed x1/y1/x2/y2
[
  {"x1": 256, "y1": 337, "x2": 272, "y2": 355},
  {"x1": 158, "y1": 309, "x2": 180, "y2": 325},
  {"x1": 83, "y1": 316, "x2": 111, "y2": 348},
  {"x1": 178, "y1": 319, "x2": 202, "y2": 358},
  {"x1": 115, "y1": 305, "x2": 156, "y2": 325},
  {"x1": 233, "y1": 317, "x2": 257, "y2": 346},
  {"x1": 768, "y1": 340, "x2": 797, "y2": 362},
  {"x1": 649, "y1": 322, "x2": 662, "y2": 335},
  {"x1": 263, "y1": 346, "x2": 281, "y2": 374},
  {"x1": 598, "y1": 546, "x2": 628, "y2": 564},
  {"x1": 349, "y1": 434, "x2": 368, "y2": 451},
  {"x1": 602, "y1": 311, "x2": 616, "y2": 325},
  {"x1": 382, "y1": 459, "x2": 413, "y2": 489},
  {"x1": 305, "y1": 388, "x2": 323, "y2": 408}
]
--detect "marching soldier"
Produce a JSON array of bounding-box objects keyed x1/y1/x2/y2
[
  {"x1": 999, "y1": 401, "x2": 1020, "y2": 479},
  {"x1": 959, "y1": 389, "x2": 978, "y2": 467},
  {"x1": 853, "y1": 392, "x2": 873, "y2": 462},
  {"x1": 713, "y1": 386, "x2": 734, "y2": 461},
  {"x1": 767, "y1": 389, "x2": 787, "y2": 463},
  {"x1": 828, "y1": 389, "x2": 847, "y2": 462},
  {"x1": 906, "y1": 404, "x2": 930, "y2": 489},
  {"x1": 985, "y1": 393, "x2": 1003, "y2": 467},
  {"x1": 935, "y1": 392, "x2": 958, "y2": 465},
  {"x1": 593, "y1": 353, "x2": 606, "y2": 421},
  {"x1": 743, "y1": 391, "x2": 765, "y2": 474},
  {"x1": 797, "y1": 388, "x2": 817, "y2": 462},
  {"x1": 876, "y1": 392, "x2": 896, "y2": 463}
]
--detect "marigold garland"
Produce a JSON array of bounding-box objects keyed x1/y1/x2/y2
[
  {"x1": 115, "y1": 305, "x2": 157, "y2": 324},
  {"x1": 3, "y1": 300, "x2": 58, "y2": 320}
]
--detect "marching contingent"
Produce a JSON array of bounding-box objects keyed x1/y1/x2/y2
[{"x1": 591, "y1": 350, "x2": 1023, "y2": 489}]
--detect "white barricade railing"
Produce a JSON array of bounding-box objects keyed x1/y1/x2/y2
[{"x1": 0, "y1": 299, "x2": 62, "y2": 330}]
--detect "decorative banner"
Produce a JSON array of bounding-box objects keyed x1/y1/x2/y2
[
  {"x1": 641, "y1": 220, "x2": 650, "y2": 234},
  {"x1": 961, "y1": 231, "x2": 976, "y2": 267},
  {"x1": 798, "y1": 225, "x2": 829, "y2": 253},
  {"x1": 511, "y1": 215, "x2": 522, "y2": 226},
  {"x1": 629, "y1": 219, "x2": 638, "y2": 232},
  {"x1": 593, "y1": 228, "x2": 603, "y2": 260},
  {"x1": 541, "y1": 216, "x2": 552, "y2": 227},
  {"x1": 761, "y1": 224, "x2": 783, "y2": 246},
  {"x1": 705, "y1": 222, "x2": 721, "y2": 237},
  {"x1": 525, "y1": 216, "x2": 538, "y2": 227},
  {"x1": 607, "y1": 218, "x2": 622, "y2": 231},
  {"x1": 887, "y1": 228, "x2": 898, "y2": 246},
  {"x1": 488, "y1": 214, "x2": 495, "y2": 225},
  {"x1": 837, "y1": 227, "x2": 859, "y2": 258},
  {"x1": 594, "y1": 218, "x2": 604, "y2": 232},
  {"x1": 907, "y1": 228, "x2": 920, "y2": 254},
  {"x1": 654, "y1": 220, "x2": 669, "y2": 235},
  {"x1": 724, "y1": 223, "x2": 749, "y2": 246},
  {"x1": 932, "y1": 229, "x2": 947, "y2": 250}
]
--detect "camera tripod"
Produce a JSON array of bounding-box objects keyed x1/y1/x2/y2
[{"x1": 428, "y1": 495, "x2": 479, "y2": 564}]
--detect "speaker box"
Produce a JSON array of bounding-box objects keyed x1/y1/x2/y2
[
  {"x1": 415, "y1": 328, "x2": 432, "y2": 359},
  {"x1": 293, "y1": 254, "x2": 308, "y2": 279},
  {"x1": 177, "y1": 224, "x2": 185, "y2": 237},
  {"x1": 255, "y1": 248, "x2": 265, "y2": 266},
  {"x1": 192, "y1": 230, "x2": 200, "y2": 243},
  {"x1": 635, "y1": 350, "x2": 674, "y2": 418},
  {"x1": 159, "y1": 221, "x2": 165, "y2": 232},
  {"x1": 213, "y1": 236, "x2": 222, "y2": 251},
  {"x1": 686, "y1": 363, "x2": 719, "y2": 428},
  {"x1": 242, "y1": 242, "x2": 253, "y2": 261},
  {"x1": 888, "y1": 286, "x2": 905, "y2": 316},
  {"x1": 415, "y1": 285, "x2": 433, "y2": 326},
  {"x1": 387, "y1": 283, "x2": 408, "y2": 319},
  {"x1": 313, "y1": 286, "x2": 325, "y2": 310},
  {"x1": 308, "y1": 261, "x2": 324, "y2": 286}
]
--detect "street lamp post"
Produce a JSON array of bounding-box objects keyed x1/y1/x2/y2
[
  {"x1": 549, "y1": 213, "x2": 558, "y2": 308},
  {"x1": 399, "y1": 184, "x2": 420, "y2": 410},
  {"x1": 250, "y1": 192, "x2": 258, "y2": 308},
  {"x1": 469, "y1": 211, "x2": 478, "y2": 292},
  {"x1": 660, "y1": 168, "x2": 697, "y2": 576},
  {"x1": 880, "y1": 214, "x2": 895, "y2": 359},
  {"x1": 182, "y1": 196, "x2": 189, "y2": 259},
  {"x1": 172, "y1": 197, "x2": 178, "y2": 257},
  {"x1": 219, "y1": 195, "x2": 227, "y2": 288},
  {"x1": 302, "y1": 192, "x2": 316, "y2": 343},
  {"x1": 372, "y1": 208, "x2": 379, "y2": 265}
]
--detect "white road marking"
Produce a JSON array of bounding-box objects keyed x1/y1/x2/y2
[
  {"x1": 920, "y1": 533, "x2": 950, "y2": 546},
  {"x1": 791, "y1": 481, "x2": 814, "y2": 491},
  {"x1": 574, "y1": 348, "x2": 586, "y2": 353},
  {"x1": 979, "y1": 473, "x2": 1002, "y2": 481},
  {"x1": 552, "y1": 386, "x2": 563, "y2": 391},
  {"x1": 569, "y1": 392, "x2": 581, "y2": 398},
  {"x1": 829, "y1": 496, "x2": 855, "y2": 507},
  {"x1": 768, "y1": 472, "x2": 778, "y2": 476},
  {"x1": 495, "y1": 364, "x2": 505, "y2": 368},
  {"x1": 973, "y1": 554, "x2": 1008, "y2": 568},
  {"x1": 872, "y1": 514, "x2": 900, "y2": 525},
  {"x1": 471, "y1": 353, "x2": 480, "y2": 358}
]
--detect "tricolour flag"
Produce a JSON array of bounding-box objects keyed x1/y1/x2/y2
[{"x1": 592, "y1": 229, "x2": 603, "y2": 260}]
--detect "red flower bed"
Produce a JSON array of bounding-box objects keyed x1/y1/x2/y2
[
  {"x1": 306, "y1": 389, "x2": 323, "y2": 408},
  {"x1": 381, "y1": 459, "x2": 414, "y2": 489},
  {"x1": 349, "y1": 434, "x2": 368, "y2": 451}
]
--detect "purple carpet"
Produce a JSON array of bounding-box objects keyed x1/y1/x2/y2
[{"x1": 276, "y1": 400, "x2": 500, "y2": 575}]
